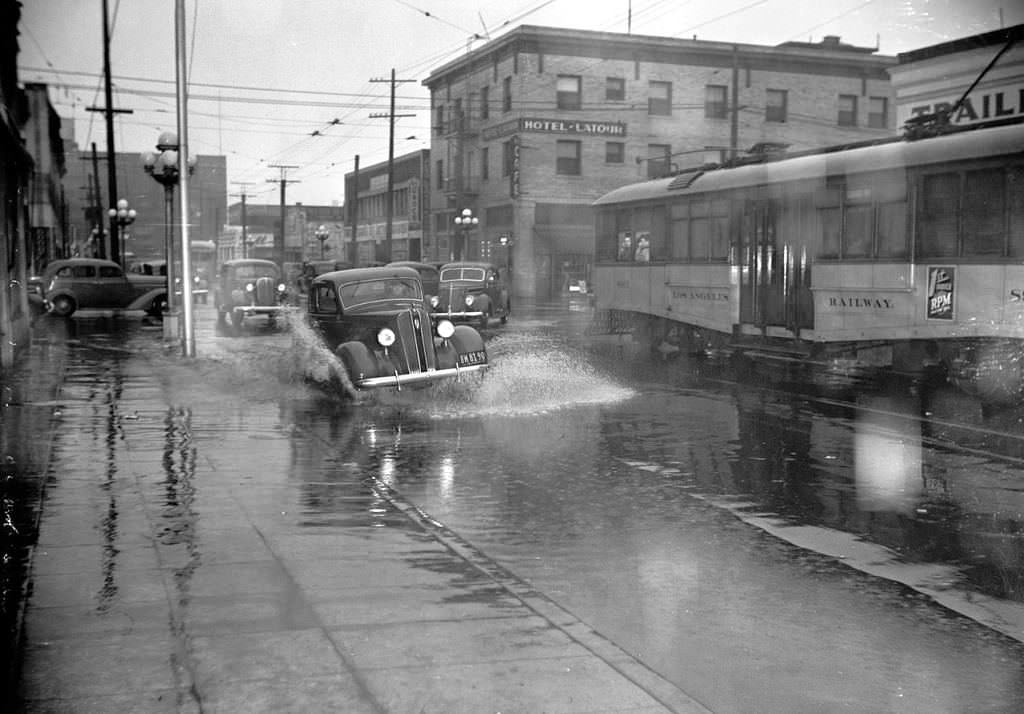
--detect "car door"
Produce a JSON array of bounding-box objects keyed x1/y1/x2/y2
[{"x1": 97, "y1": 264, "x2": 132, "y2": 307}]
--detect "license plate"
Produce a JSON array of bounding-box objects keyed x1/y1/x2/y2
[{"x1": 457, "y1": 350, "x2": 486, "y2": 367}]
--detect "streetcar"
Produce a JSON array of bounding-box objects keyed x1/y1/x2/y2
[{"x1": 591, "y1": 119, "x2": 1024, "y2": 403}]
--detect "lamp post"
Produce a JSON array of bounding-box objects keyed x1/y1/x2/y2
[
  {"x1": 141, "y1": 131, "x2": 195, "y2": 340},
  {"x1": 315, "y1": 224, "x2": 329, "y2": 260},
  {"x1": 107, "y1": 198, "x2": 136, "y2": 265},
  {"x1": 452, "y1": 207, "x2": 478, "y2": 262}
]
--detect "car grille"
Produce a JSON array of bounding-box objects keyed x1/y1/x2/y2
[
  {"x1": 255, "y1": 276, "x2": 276, "y2": 304},
  {"x1": 394, "y1": 307, "x2": 435, "y2": 373}
]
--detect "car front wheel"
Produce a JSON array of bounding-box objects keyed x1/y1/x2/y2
[
  {"x1": 337, "y1": 341, "x2": 378, "y2": 383},
  {"x1": 49, "y1": 294, "x2": 76, "y2": 318},
  {"x1": 148, "y1": 295, "x2": 168, "y2": 317}
]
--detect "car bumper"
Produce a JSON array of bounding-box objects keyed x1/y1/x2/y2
[
  {"x1": 431, "y1": 310, "x2": 485, "y2": 320},
  {"x1": 232, "y1": 304, "x2": 289, "y2": 317},
  {"x1": 354, "y1": 363, "x2": 487, "y2": 389}
]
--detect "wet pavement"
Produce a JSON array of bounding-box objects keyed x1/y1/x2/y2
[{"x1": 2, "y1": 313, "x2": 708, "y2": 713}]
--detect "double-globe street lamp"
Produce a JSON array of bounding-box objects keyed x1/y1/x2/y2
[
  {"x1": 315, "y1": 224, "x2": 330, "y2": 260},
  {"x1": 141, "y1": 132, "x2": 196, "y2": 322},
  {"x1": 453, "y1": 208, "x2": 478, "y2": 261},
  {"x1": 107, "y1": 199, "x2": 137, "y2": 264}
]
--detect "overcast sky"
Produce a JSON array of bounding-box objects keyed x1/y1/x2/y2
[{"x1": 17, "y1": 0, "x2": 1022, "y2": 206}]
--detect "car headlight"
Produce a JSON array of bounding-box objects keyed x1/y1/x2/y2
[
  {"x1": 377, "y1": 328, "x2": 396, "y2": 347},
  {"x1": 430, "y1": 295, "x2": 440, "y2": 308},
  {"x1": 436, "y1": 320, "x2": 455, "y2": 339},
  {"x1": 245, "y1": 282, "x2": 255, "y2": 292},
  {"x1": 464, "y1": 294, "x2": 475, "y2": 307},
  {"x1": 277, "y1": 283, "x2": 286, "y2": 292}
]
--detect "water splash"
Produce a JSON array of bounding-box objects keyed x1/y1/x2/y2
[
  {"x1": 414, "y1": 333, "x2": 635, "y2": 418},
  {"x1": 282, "y1": 310, "x2": 358, "y2": 399}
]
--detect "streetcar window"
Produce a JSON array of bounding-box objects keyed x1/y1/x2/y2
[
  {"x1": 963, "y1": 168, "x2": 1005, "y2": 256},
  {"x1": 671, "y1": 214, "x2": 690, "y2": 259},
  {"x1": 877, "y1": 201, "x2": 909, "y2": 258},
  {"x1": 1010, "y1": 167, "x2": 1024, "y2": 258},
  {"x1": 819, "y1": 207, "x2": 841, "y2": 258},
  {"x1": 919, "y1": 173, "x2": 961, "y2": 257},
  {"x1": 710, "y1": 200, "x2": 730, "y2": 260},
  {"x1": 691, "y1": 218, "x2": 710, "y2": 260},
  {"x1": 845, "y1": 205, "x2": 873, "y2": 258}
]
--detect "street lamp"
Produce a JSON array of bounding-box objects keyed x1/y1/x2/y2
[
  {"x1": 315, "y1": 224, "x2": 329, "y2": 260},
  {"x1": 453, "y1": 207, "x2": 478, "y2": 261},
  {"x1": 141, "y1": 131, "x2": 196, "y2": 321},
  {"x1": 107, "y1": 198, "x2": 136, "y2": 265}
]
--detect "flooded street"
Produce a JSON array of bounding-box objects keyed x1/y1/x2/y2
[{"x1": 8, "y1": 300, "x2": 1024, "y2": 712}]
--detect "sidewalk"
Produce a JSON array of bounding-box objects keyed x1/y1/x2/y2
[{"x1": 5, "y1": 322, "x2": 710, "y2": 713}]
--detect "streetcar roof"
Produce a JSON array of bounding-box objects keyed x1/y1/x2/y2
[{"x1": 593, "y1": 122, "x2": 1024, "y2": 206}]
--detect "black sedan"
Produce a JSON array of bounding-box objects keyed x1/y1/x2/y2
[{"x1": 308, "y1": 266, "x2": 488, "y2": 390}]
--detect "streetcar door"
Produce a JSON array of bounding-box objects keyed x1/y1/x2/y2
[{"x1": 739, "y1": 201, "x2": 786, "y2": 328}]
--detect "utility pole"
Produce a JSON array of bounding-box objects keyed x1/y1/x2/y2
[
  {"x1": 89, "y1": 144, "x2": 104, "y2": 257},
  {"x1": 230, "y1": 182, "x2": 253, "y2": 259},
  {"x1": 267, "y1": 165, "x2": 299, "y2": 266},
  {"x1": 85, "y1": 0, "x2": 133, "y2": 266},
  {"x1": 349, "y1": 155, "x2": 360, "y2": 265},
  {"x1": 370, "y1": 69, "x2": 415, "y2": 262}
]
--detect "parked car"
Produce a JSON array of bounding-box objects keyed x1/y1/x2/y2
[
  {"x1": 214, "y1": 259, "x2": 290, "y2": 329},
  {"x1": 431, "y1": 261, "x2": 511, "y2": 328},
  {"x1": 127, "y1": 258, "x2": 208, "y2": 303},
  {"x1": 28, "y1": 258, "x2": 167, "y2": 318},
  {"x1": 387, "y1": 261, "x2": 440, "y2": 301},
  {"x1": 308, "y1": 265, "x2": 488, "y2": 390}
]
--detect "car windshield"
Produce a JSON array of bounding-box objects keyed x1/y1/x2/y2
[
  {"x1": 338, "y1": 278, "x2": 421, "y2": 306},
  {"x1": 440, "y1": 267, "x2": 486, "y2": 282},
  {"x1": 231, "y1": 264, "x2": 279, "y2": 280}
]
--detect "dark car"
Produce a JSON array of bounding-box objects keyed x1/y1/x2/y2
[
  {"x1": 387, "y1": 261, "x2": 440, "y2": 299},
  {"x1": 214, "y1": 259, "x2": 290, "y2": 329},
  {"x1": 28, "y1": 258, "x2": 167, "y2": 318},
  {"x1": 308, "y1": 265, "x2": 488, "y2": 390},
  {"x1": 431, "y1": 261, "x2": 511, "y2": 328},
  {"x1": 128, "y1": 259, "x2": 209, "y2": 303}
]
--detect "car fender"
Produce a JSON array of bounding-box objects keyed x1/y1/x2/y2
[{"x1": 126, "y1": 287, "x2": 168, "y2": 311}]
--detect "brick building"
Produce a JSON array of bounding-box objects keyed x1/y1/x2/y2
[
  {"x1": 423, "y1": 25, "x2": 897, "y2": 298},
  {"x1": 342, "y1": 150, "x2": 429, "y2": 265}
]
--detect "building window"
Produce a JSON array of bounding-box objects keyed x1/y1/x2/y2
[
  {"x1": 480, "y1": 86, "x2": 490, "y2": 120},
  {"x1": 606, "y1": 77, "x2": 625, "y2": 101},
  {"x1": 435, "y1": 105, "x2": 444, "y2": 135},
  {"x1": 766, "y1": 89, "x2": 787, "y2": 122},
  {"x1": 606, "y1": 142, "x2": 625, "y2": 164},
  {"x1": 868, "y1": 96, "x2": 888, "y2": 129},
  {"x1": 556, "y1": 75, "x2": 582, "y2": 110},
  {"x1": 503, "y1": 76, "x2": 512, "y2": 113},
  {"x1": 453, "y1": 97, "x2": 463, "y2": 131},
  {"x1": 647, "y1": 144, "x2": 670, "y2": 178},
  {"x1": 481, "y1": 147, "x2": 489, "y2": 180},
  {"x1": 649, "y1": 81, "x2": 671, "y2": 116},
  {"x1": 705, "y1": 85, "x2": 727, "y2": 119},
  {"x1": 556, "y1": 140, "x2": 581, "y2": 175},
  {"x1": 838, "y1": 94, "x2": 858, "y2": 127},
  {"x1": 436, "y1": 159, "x2": 444, "y2": 188}
]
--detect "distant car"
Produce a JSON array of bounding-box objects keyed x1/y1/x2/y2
[
  {"x1": 308, "y1": 265, "x2": 488, "y2": 390},
  {"x1": 214, "y1": 258, "x2": 290, "y2": 329},
  {"x1": 431, "y1": 261, "x2": 511, "y2": 328},
  {"x1": 28, "y1": 258, "x2": 167, "y2": 318},
  {"x1": 387, "y1": 261, "x2": 440, "y2": 300},
  {"x1": 128, "y1": 258, "x2": 208, "y2": 303}
]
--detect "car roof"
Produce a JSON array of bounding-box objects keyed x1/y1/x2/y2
[
  {"x1": 314, "y1": 265, "x2": 422, "y2": 283},
  {"x1": 50, "y1": 257, "x2": 121, "y2": 268},
  {"x1": 223, "y1": 259, "x2": 279, "y2": 268},
  {"x1": 388, "y1": 261, "x2": 439, "y2": 270},
  {"x1": 440, "y1": 261, "x2": 498, "y2": 271}
]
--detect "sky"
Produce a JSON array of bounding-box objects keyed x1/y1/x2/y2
[{"x1": 16, "y1": 0, "x2": 1023, "y2": 207}]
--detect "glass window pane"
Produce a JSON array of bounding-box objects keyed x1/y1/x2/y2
[
  {"x1": 877, "y1": 201, "x2": 908, "y2": 258},
  {"x1": 819, "y1": 207, "x2": 841, "y2": 258},
  {"x1": 710, "y1": 216, "x2": 730, "y2": 260},
  {"x1": 691, "y1": 218, "x2": 710, "y2": 260},
  {"x1": 671, "y1": 219, "x2": 689, "y2": 259},
  {"x1": 963, "y1": 168, "x2": 1005, "y2": 256},
  {"x1": 919, "y1": 173, "x2": 959, "y2": 257},
  {"x1": 844, "y1": 204, "x2": 873, "y2": 258}
]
